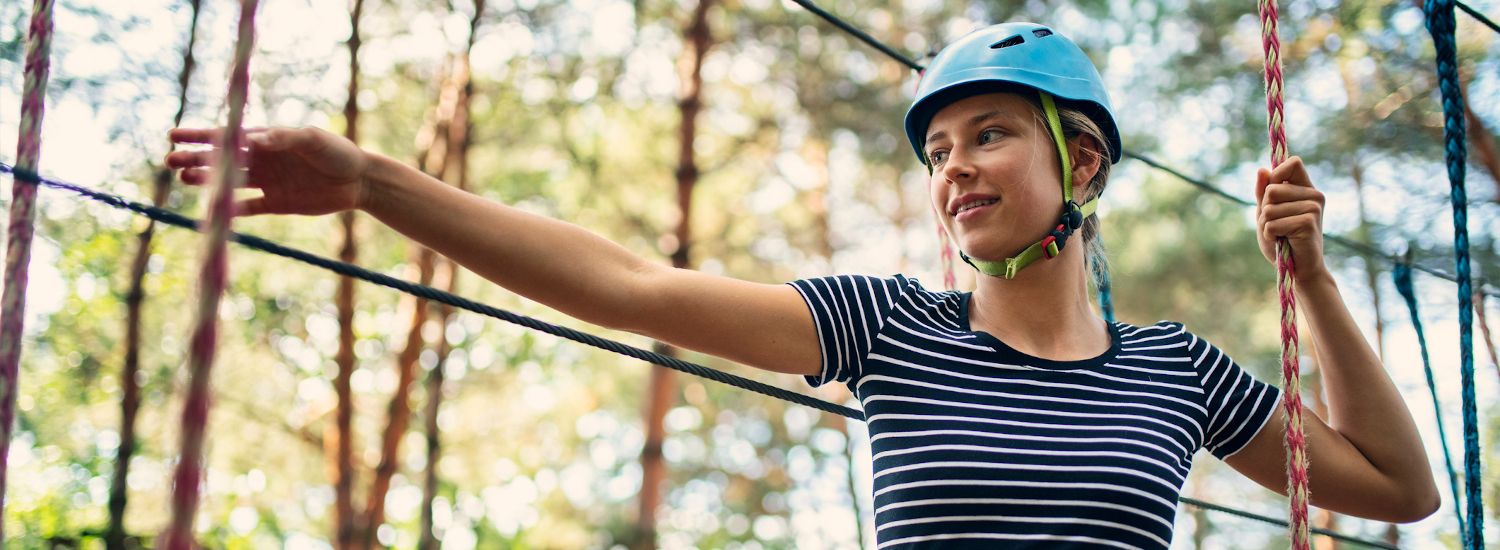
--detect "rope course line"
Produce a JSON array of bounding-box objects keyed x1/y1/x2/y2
[
  {"x1": 1124, "y1": 151, "x2": 1500, "y2": 299},
  {"x1": 0, "y1": 0, "x2": 55, "y2": 543},
  {"x1": 1393, "y1": 262, "x2": 1469, "y2": 539},
  {"x1": 0, "y1": 163, "x2": 864, "y2": 422},
  {"x1": 1177, "y1": 497, "x2": 1400, "y2": 550},
  {"x1": 785, "y1": 0, "x2": 924, "y2": 71},
  {"x1": 1424, "y1": 1, "x2": 1484, "y2": 547},
  {"x1": 1457, "y1": 0, "x2": 1500, "y2": 34},
  {"x1": 1, "y1": 162, "x2": 1401, "y2": 544}
]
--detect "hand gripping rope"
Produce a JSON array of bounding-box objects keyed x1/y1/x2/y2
[
  {"x1": 1423, "y1": 1, "x2": 1484, "y2": 548},
  {"x1": 1256, "y1": 1, "x2": 1310, "y2": 547}
]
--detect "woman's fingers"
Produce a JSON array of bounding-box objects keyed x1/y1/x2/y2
[
  {"x1": 1260, "y1": 182, "x2": 1323, "y2": 206},
  {"x1": 169, "y1": 127, "x2": 220, "y2": 145},
  {"x1": 234, "y1": 196, "x2": 270, "y2": 217},
  {"x1": 176, "y1": 167, "x2": 261, "y2": 188},
  {"x1": 1263, "y1": 213, "x2": 1322, "y2": 240},
  {"x1": 179, "y1": 167, "x2": 213, "y2": 185},
  {"x1": 1259, "y1": 200, "x2": 1322, "y2": 223},
  {"x1": 165, "y1": 149, "x2": 216, "y2": 170},
  {"x1": 246, "y1": 127, "x2": 308, "y2": 152},
  {"x1": 1269, "y1": 156, "x2": 1313, "y2": 188}
]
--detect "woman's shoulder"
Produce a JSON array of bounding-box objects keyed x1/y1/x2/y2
[{"x1": 1113, "y1": 319, "x2": 1192, "y2": 343}]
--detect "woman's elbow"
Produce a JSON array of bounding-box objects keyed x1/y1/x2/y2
[{"x1": 1390, "y1": 478, "x2": 1441, "y2": 523}]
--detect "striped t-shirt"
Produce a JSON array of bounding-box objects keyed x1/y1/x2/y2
[{"x1": 789, "y1": 275, "x2": 1281, "y2": 549}]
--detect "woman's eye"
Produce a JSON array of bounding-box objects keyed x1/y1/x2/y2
[
  {"x1": 979, "y1": 129, "x2": 1004, "y2": 144},
  {"x1": 928, "y1": 150, "x2": 948, "y2": 164}
]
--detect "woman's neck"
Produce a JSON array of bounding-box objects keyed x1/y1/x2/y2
[{"x1": 967, "y1": 250, "x2": 1110, "y2": 361}]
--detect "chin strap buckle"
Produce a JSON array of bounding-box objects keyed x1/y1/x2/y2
[{"x1": 1041, "y1": 201, "x2": 1085, "y2": 260}]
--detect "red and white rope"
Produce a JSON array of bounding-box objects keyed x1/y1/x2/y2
[
  {"x1": 1257, "y1": 1, "x2": 1310, "y2": 548},
  {"x1": 163, "y1": 1, "x2": 259, "y2": 547},
  {"x1": 0, "y1": 0, "x2": 55, "y2": 542}
]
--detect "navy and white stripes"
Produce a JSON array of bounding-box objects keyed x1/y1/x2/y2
[{"x1": 790, "y1": 275, "x2": 1280, "y2": 549}]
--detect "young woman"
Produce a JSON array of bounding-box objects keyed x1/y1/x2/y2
[{"x1": 168, "y1": 21, "x2": 1436, "y2": 549}]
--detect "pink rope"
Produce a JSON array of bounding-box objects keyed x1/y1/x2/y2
[
  {"x1": 0, "y1": 0, "x2": 54, "y2": 541},
  {"x1": 937, "y1": 218, "x2": 956, "y2": 290},
  {"x1": 1257, "y1": 1, "x2": 1309, "y2": 548},
  {"x1": 162, "y1": 1, "x2": 258, "y2": 547}
]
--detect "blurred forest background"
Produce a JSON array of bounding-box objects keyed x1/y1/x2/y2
[{"x1": 1, "y1": 0, "x2": 1499, "y2": 548}]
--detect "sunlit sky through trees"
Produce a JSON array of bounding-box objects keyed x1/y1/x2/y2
[{"x1": 1, "y1": 0, "x2": 1498, "y2": 547}]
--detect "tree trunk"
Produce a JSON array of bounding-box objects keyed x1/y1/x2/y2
[
  {"x1": 110, "y1": 3, "x2": 201, "y2": 547},
  {"x1": 358, "y1": 246, "x2": 436, "y2": 548},
  {"x1": 1350, "y1": 165, "x2": 1385, "y2": 360},
  {"x1": 420, "y1": 257, "x2": 454, "y2": 550},
  {"x1": 358, "y1": 43, "x2": 470, "y2": 549},
  {"x1": 1460, "y1": 78, "x2": 1500, "y2": 199},
  {"x1": 803, "y1": 138, "x2": 867, "y2": 549},
  {"x1": 1477, "y1": 290, "x2": 1499, "y2": 384},
  {"x1": 330, "y1": 1, "x2": 364, "y2": 548},
  {"x1": 1306, "y1": 359, "x2": 1339, "y2": 550},
  {"x1": 634, "y1": 2, "x2": 714, "y2": 547},
  {"x1": 1189, "y1": 474, "x2": 1211, "y2": 547},
  {"x1": 420, "y1": 7, "x2": 481, "y2": 547}
]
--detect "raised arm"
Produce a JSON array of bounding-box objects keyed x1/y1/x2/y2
[
  {"x1": 1224, "y1": 156, "x2": 1438, "y2": 523},
  {"x1": 167, "y1": 127, "x2": 821, "y2": 377}
]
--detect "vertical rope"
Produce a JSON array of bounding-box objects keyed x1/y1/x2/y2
[
  {"x1": 162, "y1": 1, "x2": 258, "y2": 547},
  {"x1": 1256, "y1": 2, "x2": 1309, "y2": 548},
  {"x1": 916, "y1": 67, "x2": 957, "y2": 293},
  {"x1": 937, "y1": 218, "x2": 956, "y2": 290},
  {"x1": 1423, "y1": 2, "x2": 1483, "y2": 547},
  {"x1": 0, "y1": 0, "x2": 54, "y2": 542},
  {"x1": 1093, "y1": 238, "x2": 1115, "y2": 324},
  {"x1": 1393, "y1": 262, "x2": 1468, "y2": 538}
]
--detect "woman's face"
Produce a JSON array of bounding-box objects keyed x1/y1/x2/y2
[{"x1": 924, "y1": 92, "x2": 1063, "y2": 261}]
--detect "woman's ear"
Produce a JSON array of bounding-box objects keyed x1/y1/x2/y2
[{"x1": 1067, "y1": 134, "x2": 1103, "y2": 197}]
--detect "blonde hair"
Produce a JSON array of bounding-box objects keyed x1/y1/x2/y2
[
  {"x1": 1055, "y1": 105, "x2": 1112, "y2": 286},
  {"x1": 1019, "y1": 94, "x2": 1113, "y2": 286}
]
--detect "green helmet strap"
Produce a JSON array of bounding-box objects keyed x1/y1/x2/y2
[{"x1": 957, "y1": 92, "x2": 1098, "y2": 280}]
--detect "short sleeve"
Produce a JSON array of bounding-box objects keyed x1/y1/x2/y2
[
  {"x1": 1186, "y1": 328, "x2": 1283, "y2": 460},
  {"x1": 787, "y1": 275, "x2": 905, "y2": 389}
]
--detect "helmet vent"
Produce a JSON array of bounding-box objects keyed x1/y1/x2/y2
[
  {"x1": 989, "y1": 34, "x2": 1025, "y2": 49},
  {"x1": 1032, "y1": 28, "x2": 1053, "y2": 38}
]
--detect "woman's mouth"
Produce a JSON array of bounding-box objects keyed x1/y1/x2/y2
[{"x1": 952, "y1": 198, "x2": 998, "y2": 222}]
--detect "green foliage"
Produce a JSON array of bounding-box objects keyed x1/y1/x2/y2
[{"x1": 6, "y1": 0, "x2": 1496, "y2": 547}]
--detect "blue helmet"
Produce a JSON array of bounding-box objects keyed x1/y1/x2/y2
[{"x1": 904, "y1": 22, "x2": 1121, "y2": 165}]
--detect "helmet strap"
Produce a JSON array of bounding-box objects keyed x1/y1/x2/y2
[{"x1": 958, "y1": 91, "x2": 1099, "y2": 280}]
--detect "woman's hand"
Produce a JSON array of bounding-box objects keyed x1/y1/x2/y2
[
  {"x1": 165, "y1": 127, "x2": 370, "y2": 217},
  {"x1": 1254, "y1": 156, "x2": 1327, "y2": 282}
]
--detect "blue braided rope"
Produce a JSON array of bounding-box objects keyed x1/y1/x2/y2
[
  {"x1": 1424, "y1": 2, "x2": 1483, "y2": 548},
  {"x1": 1393, "y1": 263, "x2": 1468, "y2": 539},
  {"x1": 1093, "y1": 241, "x2": 1115, "y2": 324}
]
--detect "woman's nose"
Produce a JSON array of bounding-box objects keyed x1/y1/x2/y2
[{"x1": 941, "y1": 148, "x2": 974, "y2": 183}]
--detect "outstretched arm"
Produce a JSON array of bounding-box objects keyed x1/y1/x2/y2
[
  {"x1": 1225, "y1": 156, "x2": 1438, "y2": 523},
  {"x1": 167, "y1": 127, "x2": 821, "y2": 377}
]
